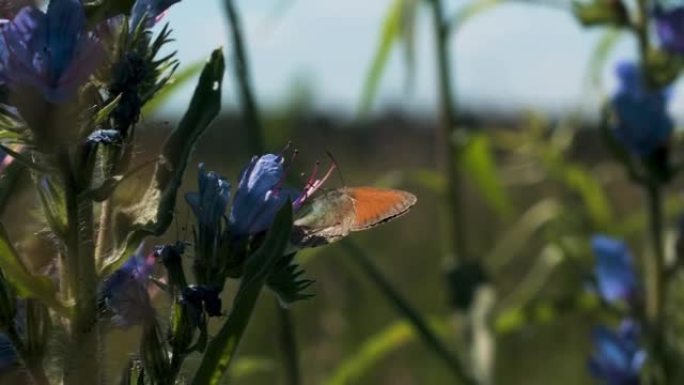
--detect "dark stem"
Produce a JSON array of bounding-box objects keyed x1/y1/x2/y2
[
  {"x1": 276, "y1": 302, "x2": 301, "y2": 385},
  {"x1": 223, "y1": 0, "x2": 264, "y2": 155},
  {"x1": 644, "y1": 182, "x2": 669, "y2": 383},
  {"x1": 428, "y1": 0, "x2": 467, "y2": 261},
  {"x1": 341, "y1": 240, "x2": 475, "y2": 384}
]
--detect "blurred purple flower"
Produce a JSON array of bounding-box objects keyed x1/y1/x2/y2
[
  {"x1": 589, "y1": 320, "x2": 645, "y2": 385},
  {"x1": 99, "y1": 245, "x2": 156, "y2": 328},
  {"x1": 655, "y1": 6, "x2": 684, "y2": 53},
  {"x1": 592, "y1": 235, "x2": 638, "y2": 304},
  {"x1": 0, "y1": 334, "x2": 17, "y2": 371},
  {"x1": 611, "y1": 62, "x2": 672, "y2": 156},
  {"x1": 0, "y1": 0, "x2": 105, "y2": 103},
  {"x1": 185, "y1": 164, "x2": 231, "y2": 232},
  {"x1": 130, "y1": 0, "x2": 181, "y2": 29}
]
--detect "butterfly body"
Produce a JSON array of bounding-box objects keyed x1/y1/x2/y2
[{"x1": 293, "y1": 187, "x2": 417, "y2": 247}]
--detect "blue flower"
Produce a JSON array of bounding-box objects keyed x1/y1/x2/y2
[
  {"x1": 99, "y1": 245, "x2": 156, "y2": 328},
  {"x1": 611, "y1": 62, "x2": 673, "y2": 156},
  {"x1": 655, "y1": 6, "x2": 684, "y2": 53},
  {"x1": 589, "y1": 320, "x2": 646, "y2": 385},
  {"x1": 592, "y1": 235, "x2": 638, "y2": 304},
  {"x1": 185, "y1": 164, "x2": 231, "y2": 231},
  {"x1": 0, "y1": 0, "x2": 105, "y2": 103},
  {"x1": 229, "y1": 154, "x2": 297, "y2": 235},
  {"x1": 130, "y1": 0, "x2": 181, "y2": 29}
]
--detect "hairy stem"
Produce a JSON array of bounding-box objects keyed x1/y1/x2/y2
[{"x1": 60, "y1": 152, "x2": 100, "y2": 385}]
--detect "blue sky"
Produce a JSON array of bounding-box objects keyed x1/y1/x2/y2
[{"x1": 156, "y1": 0, "x2": 682, "y2": 119}]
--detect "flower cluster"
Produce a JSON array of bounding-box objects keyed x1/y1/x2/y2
[
  {"x1": 610, "y1": 62, "x2": 672, "y2": 157},
  {"x1": 589, "y1": 320, "x2": 646, "y2": 385},
  {"x1": 185, "y1": 153, "x2": 330, "y2": 285},
  {"x1": 187, "y1": 152, "x2": 332, "y2": 240},
  {"x1": 589, "y1": 235, "x2": 646, "y2": 384}
]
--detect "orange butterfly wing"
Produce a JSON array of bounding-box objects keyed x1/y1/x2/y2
[{"x1": 346, "y1": 187, "x2": 417, "y2": 231}]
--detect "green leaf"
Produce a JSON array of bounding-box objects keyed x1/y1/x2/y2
[
  {"x1": 406, "y1": 168, "x2": 446, "y2": 194},
  {"x1": 143, "y1": 60, "x2": 206, "y2": 115},
  {"x1": 646, "y1": 48, "x2": 684, "y2": 88},
  {"x1": 460, "y1": 134, "x2": 513, "y2": 216},
  {"x1": 487, "y1": 199, "x2": 562, "y2": 272},
  {"x1": 357, "y1": 0, "x2": 405, "y2": 116},
  {"x1": 191, "y1": 203, "x2": 293, "y2": 385},
  {"x1": 36, "y1": 177, "x2": 68, "y2": 239},
  {"x1": 267, "y1": 253, "x2": 314, "y2": 306},
  {"x1": 229, "y1": 357, "x2": 275, "y2": 380},
  {"x1": 585, "y1": 28, "x2": 623, "y2": 89},
  {"x1": 572, "y1": 0, "x2": 629, "y2": 27},
  {"x1": 561, "y1": 164, "x2": 613, "y2": 228},
  {"x1": 324, "y1": 317, "x2": 451, "y2": 385},
  {"x1": 325, "y1": 320, "x2": 428, "y2": 385},
  {"x1": 0, "y1": 223, "x2": 65, "y2": 314},
  {"x1": 93, "y1": 94, "x2": 122, "y2": 126},
  {"x1": 102, "y1": 48, "x2": 225, "y2": 278}
]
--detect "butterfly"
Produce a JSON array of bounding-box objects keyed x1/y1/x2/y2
[{"x1": 292, "y1": 186, "x2": 417, "y2": 247}]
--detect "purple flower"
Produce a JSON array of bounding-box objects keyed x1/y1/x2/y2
[
  {"x1": 592, "y1": 235, "x2": 638, "y2": 304},
  {"x1": 130, "y1": 0, "x2": 181, "y2": 29},
  {"x1": 589, "y1": 320, "x2": 645, "y2": 385},
  {"x1": 229, "y1": 154, "x2": 296, "y2": 235},
  {"x1": 99, "y1": 245, "x2": 156, "y2": 328},
  {"x1": 228, "y1": 153, "x2": 335, "y2": 235},
  {"x1": 185, "y1": 164, "x2": 231, "y2": 231},
  {"x1": 0, "y1": 0, "x2": 105, "y2": 103},
  {"x1": 655, "y1": 6, "x2": 684, "y2": 53},
  {"x1": 611, "y1": 62, "x2": 672, "y2": 156}
]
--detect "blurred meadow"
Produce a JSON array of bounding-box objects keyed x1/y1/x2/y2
[
  {"x1": 4, "y1": 0, "x2": 684, "y2": 384},
  {"x1": 103, "y1": 0, "x2": 684, "y2": 384},
  {"x1": 117, "y1": 0, "x2": 684, "y2": 384}
]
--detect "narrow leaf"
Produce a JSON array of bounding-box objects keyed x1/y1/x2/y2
[
  {"x1": 102, "y1": 48, "x2": 225, "y2": 277},
  {"x1": 191, "y1": 203, "x2": 293, "y2": 385},
  {"x1": 460, "y1": 134, "x2": 512, "y2": 216},
  {"x1": 143, "y1": 60, "x2": 206, "y2": 115},
  {"x1": 357, "y1": 0, "x2": 404, "y2": 116},
  {"x1": 341, "y1": 240, "x2": 475, "y2": 384}
]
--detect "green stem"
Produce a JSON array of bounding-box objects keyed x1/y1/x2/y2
[
  {"x1": 645, "y1": 183, "x2": 665, "y2": 327},
  {"x1": 190, "y1": 275, "x2": 266, "y2": 385},
  {"x1": 60, "y1": 152, "x2": 100, "y2": 385},
  {"x1": 276, "y1": 302, "x2": 301, "y2": 385},
  {"x1": 222, "y1": 0, "x2": 264, "y2": 155},
  {"x1": 428, "y1": 0, "x2": 467, "y2": 261},
  {"x1": 341, "y1": 240, "x2": 475, "y2": 385},
  {"x1": 644, "y1": 182, "x2": 669, "y2": 383}
]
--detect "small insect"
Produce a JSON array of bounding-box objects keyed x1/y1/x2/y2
[{"x1": 292, "y1": 186, "x2": 417, "y2": 247}]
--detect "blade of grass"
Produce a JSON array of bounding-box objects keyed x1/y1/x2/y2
[
  {"x1": 191, "y1": 204, "x2": 292, "y2": 385},
  {"x1": 340, "y1": 240, "x2": 475, "y2": 385}
]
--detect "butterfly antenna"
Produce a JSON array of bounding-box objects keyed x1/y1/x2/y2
[{"x1": 325, "y1": 150, "x2": 345, "y2": 187}]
